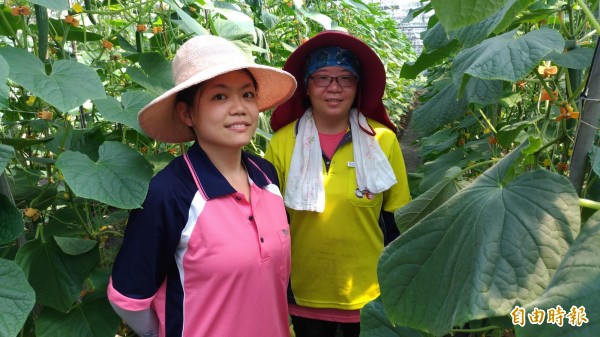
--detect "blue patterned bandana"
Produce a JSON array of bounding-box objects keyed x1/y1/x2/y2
[{"x1": 304, "y1": 46, "x2": 360, "y2": 85}]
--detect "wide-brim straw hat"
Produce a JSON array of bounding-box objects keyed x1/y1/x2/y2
[
  {"x1": 138, "y1": 34, "x2": 297, "y2": 143},
  {"x1": 270, "y1": 30, "x2": 396, "y2": 132}
]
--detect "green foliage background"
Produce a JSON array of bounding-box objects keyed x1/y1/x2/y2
[
  {"x1": 1, "y1": 0, "x2": 600, "y2": 336},
  {"x1": 0, "y1": 0, "x2": 416, "y2": 336}
]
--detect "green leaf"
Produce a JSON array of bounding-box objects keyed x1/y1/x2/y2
[
  {"x1": 117, "y1": 34, "x2": 139, "y2": 54},
  {"x1": 361, "y1": 297, "x2": 425, "y2": 337},
  {"x1": 28, "y1": 0, "x2": 69, "y2": 11},
  {"x1": 378, "y1": 143, "x2": 581, "y2": 335},
  {"x1": 547, "y1": 47, "x2": 595, "y2": 69},
  {"x1": 0, "y1": 143, "x2": 14, "y2": 173},
  {"x1": 164, "y1": 0, "x2": 210, "y2": 36},
  {"x1": 449, "y1": 0, "x2": 536, "y2": 48},
  {"x1": 517, "y1": 211, "x2": 600, "y2": 337},
  {"x1": 464, "y1": 78, "x2": 504, "y2": 106},
  {"x1": 420, "y1": 149, "x2": 467, "y2": 191},
  {"x1": 44, "y1": 207, "x2": 88, "y2": 238},
  {"x1": 400, "y1": 40, "x2": 461, "y2": 79},
  {"x1": 0, "y1": 137, "x2": 49, "y2": 150},
  {"x1": 48, "y1": 18, "x2": 103, "y2": 42},
  {"x1": 0, "y1": 194, "x2": 23, "y2": 245},
  {"x1": 0, "y1": 258, "x2": 35, "y2": 337},
  {"x1": 126, "y1": 52, "x2": 173, "y2": 95},
  {"x1": 54, "y1": 237, "x2": 97, "y2": 255},
  {"x1": 15, "y1": 238, "x2": 99, "y2": 313},
  {"x1": 419, "y1": 129, "x2": 458, "y2": 158},
  {"x1": 55, "y1": 141, "x2": 153, "y2": 209},
  {"x1": 451, "y1": 29, "x2": 564, "y2": 90},
  {"x1": 298, "y1": 7, "x2": 332, "y2": 29},
  {"x1": 431, "y1": 0, "x2": 509, "y2": 32},
  {"x1": 44, "y1": 126, "x2": 105, "y2": 162},
  {"x1": 395, "y1": 169, "x2": 463, "y2": 233},
  {"x1": 145, "y1": 151, "x2": 176, "y2": 175},
  {"x1": 496, "y1": 118, "x2": 540, "y2": 148},
  {"x1": 7, "y1": 168, "x2": 57, "y2": 210},
  {"x1": 590, "y1": 146, "x2": 600, "y2": 177},
  {"x1": 93, "y1": 91, "x2": 155, "y2": 134},
  {"x1": 261, "y1": 12, "x2": 279, "y2": 29},
  {"x1": 35, "y1": 270, "x2": 120, "y2": 337},
  {"x1": 0, "y1": 47, "x2": 106, "y2": 113},
  {"x1": 0, "y1": 55, "x2": 9, "y2": 108},
  {"x1": 491, "y1": 0, "x2": 538, "y2": 34},
  {"x1": 0, "y1": 6, "x2": 21, "y2": 37},
  {"x1": 214, "y1": 8, "x2": 256, "y2": 41},
  {"x1": 411, "y1": 82, "x2": 468, "y2": 136}
]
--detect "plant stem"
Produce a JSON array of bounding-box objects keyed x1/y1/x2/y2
[
  {"x1": 0, "y1": 9, "x2": 19, "y2": 46},
  {"x1": 580, "y1": 198, "x2": 600, "y2": 210},
  {"x1": 575, "y1": 0, "x2": 600, "y2": 33},
  {"x1": 84, "y1": 2, "x2": 145, "y2": 15},
  {"x1": 477, "y1": 109, "x2": 497, "y2": 134},
  {"x1": 534, "y1": 133, "x2": 566, "y2": 155},
  {"x1": 463, "y1": 158, "x2": 500, "y2": 173}
]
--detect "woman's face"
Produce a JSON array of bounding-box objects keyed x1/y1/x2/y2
[
  {"x1": 306, "y1": 66, "x2": 357, "y2": 121},
  {"x1": 177, "y1": 70, "x2": 259, "y2": 152}
]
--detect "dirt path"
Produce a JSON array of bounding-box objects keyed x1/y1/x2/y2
[{"x1": 399, "y1": 125, "x2": 421, "y2": 173}]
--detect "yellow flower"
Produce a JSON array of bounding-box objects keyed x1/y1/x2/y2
[
  {"x1": 73, "y1": 2, "x2": 83, "y2": 13},
  {"x1": 26, "y1": 96, "x2": 36, "y2": 106},
  {"x1": 543, "y1": 159, "x2": 551, "y2": 167}
]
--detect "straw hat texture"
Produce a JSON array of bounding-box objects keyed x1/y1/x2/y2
[{"x1": 138, "y1": 34, "x2": 297, "y2": 143}]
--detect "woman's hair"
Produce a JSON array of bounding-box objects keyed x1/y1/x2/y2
[{"x1": 175, "y1": 69, "x2": 259, "y2": 107}]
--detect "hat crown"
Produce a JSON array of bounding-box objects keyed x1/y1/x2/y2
[{"x1": 172, "y1": 35, "x2": 250, "y2": 86}]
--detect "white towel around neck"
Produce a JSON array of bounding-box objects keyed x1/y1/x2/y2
[{"x1": 284, "y1": 108, "x2": 397, "y2": 212}]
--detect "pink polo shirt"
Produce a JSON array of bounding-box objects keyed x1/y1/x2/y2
[{"x1": 108, "y1": 142, "x2": 291, "y2": 336}]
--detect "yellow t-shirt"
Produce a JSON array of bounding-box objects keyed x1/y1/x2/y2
[{"x1": 265, "y1": 118, "x2": 411, "y2": 310}]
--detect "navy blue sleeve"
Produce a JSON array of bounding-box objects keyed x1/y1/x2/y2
[
  {"x1": 111, "y1": 159, "x2": 196, "y2": 299},
  {"x1": 380, "y1": 210, "x2": 400, "y2": 246}
]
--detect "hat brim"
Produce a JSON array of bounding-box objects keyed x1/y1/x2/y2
[
  {"x1": 139, "y1": 62, "x2": 296, "y2": 143},
  {"x1": 270, "y1": 30, "x2": 395, "y2": 132}
]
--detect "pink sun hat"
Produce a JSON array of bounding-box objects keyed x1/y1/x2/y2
[{"x1": 138, "y1": 34, "x2": 297, "y2": 143}]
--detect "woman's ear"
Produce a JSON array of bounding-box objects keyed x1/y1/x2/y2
[{"x1": 176, "y1": 102, "x2": 194, "y2": 127}]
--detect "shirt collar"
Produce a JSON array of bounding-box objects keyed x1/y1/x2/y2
[{"x1": 186, "y1": 142, "x2": 270, "y2": 199}]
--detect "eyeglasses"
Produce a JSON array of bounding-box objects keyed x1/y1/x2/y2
[{"x1": 309, "y1": 75, "x2": 358, "y2": 87}]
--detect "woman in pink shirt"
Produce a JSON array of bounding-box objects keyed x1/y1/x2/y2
[{"x1": 107, "y1": 35, "x2": 296, "y2": 337}]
